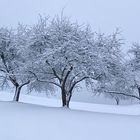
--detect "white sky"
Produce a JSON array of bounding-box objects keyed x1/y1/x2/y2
[{"x1": 0, "y1": 0, "x2": 140, "y2": 50}]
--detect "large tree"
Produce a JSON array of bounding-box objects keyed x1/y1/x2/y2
[{"x1": 27, "y1": 16, "x2": 103, "y2": 107}]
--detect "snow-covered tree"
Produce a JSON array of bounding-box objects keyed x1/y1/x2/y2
[
  {"x1": 128, "y1": 43, "x2": 140, "y2": 98},
  {"x1": 0, "y1": 26, "x2": 32, "y2": 101},
  {"x1": 27, "y1": 16, "x2": 104, "y2": 107},
  {"x1": 1, "y1": 14, "x2": 138, "y2": 106},
  {"x1": 93, "y1": 31, "x2": 139, "y2": 104},
  {"x1": 23, "y1": 16, "x2": 55, "y2": 94}
]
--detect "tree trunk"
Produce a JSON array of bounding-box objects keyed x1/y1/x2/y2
[
  {"x1": 13, "y1": 86, "x2": 22, "y2": 102},
  {"x1": 138, "y1": 87, "x2": 140, "y2": 97},
  {"x1": 61, "y1": 89, "x2": 72, "y2": 108},
  {"x1": 115, "y1": 97, "x2": 119, "y2": 105},
  {"x1": 66, "y1": 92, "x2": 72, "y2": 108},
  {"x1": 12, "y1": 81, "x2": 30, "y2": 102},
  {"x1": 61, "y1": 89, "x2": 67, "y2": 107}
]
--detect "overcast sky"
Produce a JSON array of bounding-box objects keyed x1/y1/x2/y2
[{"x1": 0, "y1": 0, "x2": 140, "y2": 50}]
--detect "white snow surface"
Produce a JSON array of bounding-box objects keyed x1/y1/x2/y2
[
  {"x1": 20, "y1": 95, "x2": 140, "y2": 115},
  {"x1": 0, "y1": 101, "x2": 140, "y2": 140},
  {"x1": 0, "y1": 92, "x2": 140, "y2": 115}
]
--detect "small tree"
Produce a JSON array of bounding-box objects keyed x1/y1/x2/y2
[
  {"x1": 93, "y1": 31, "x2": 138, "y2": 104},
  {"x1": 129, "y1": 43, "x2": 140, "y2": 97}
]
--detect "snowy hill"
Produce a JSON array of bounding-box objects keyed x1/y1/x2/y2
[{"x1": 0, "y1": 101, "x2": 140, "y2": 140}]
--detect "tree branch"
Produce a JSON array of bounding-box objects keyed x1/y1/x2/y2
[
  {"x1": 69, "y1": 76, "x2": 89, "y2": 93},
  {"x1": 62, "y1": 66, "x2": 73, "y2": 90},
  {"x1": 105, "y1": 91, "x2": 140, "y2": 100},
  {"x1": 69, "y1": 73, "x2": 81, "y2": 87},
  {"x1": 0, "y1": 53, "x2": 9, "y2": 73},
  {"x1": 20, "y1": 80, "x2": 30, "y2": 88},
  {"x1": 46, "y1": 60, "x2": 61, "y2": 82},
  {"x1": 69, "y1": 74, "x2": 102, "y2": 93},
  {"x1": 28, "y1": 71, "x2": 61, "y2": 88}
]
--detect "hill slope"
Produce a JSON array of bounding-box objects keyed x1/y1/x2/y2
[{"x1": 0, "y1": 101, "x2": 140, "y2": 140}]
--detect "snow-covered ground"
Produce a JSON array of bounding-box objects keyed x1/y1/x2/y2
[
  {"x1": 14, "y1": 94, "x2": 140, "y2": 115},
  {"x1": 0, "y1": 91, "x2": 140, "y2": 140},
  {"x1": 0, "y1": 92, "x2": 140, "y2": 115},
  {"x1": 0, "y1": 101, "x2": 140, "y2": 140}
]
